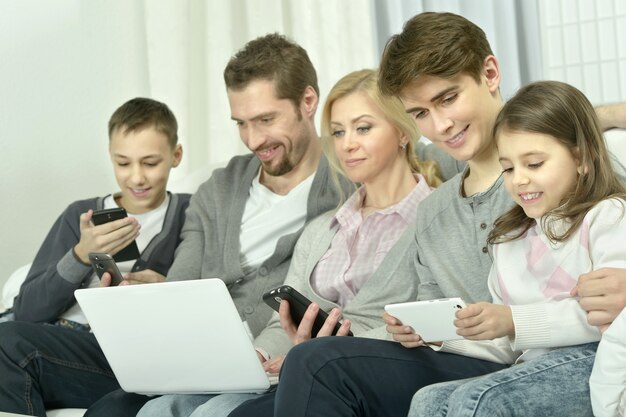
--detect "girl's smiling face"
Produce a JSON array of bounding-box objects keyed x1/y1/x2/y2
[{"x1": 497, "y1": 129, "x2": 581, "y2": 219}]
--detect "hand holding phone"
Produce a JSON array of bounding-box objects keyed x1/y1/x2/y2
[
  {"x1": 91, "y1": 208, "x2": 140, "y2": 262},
  {"x1": 263, "y1": 285, "x2": 353, "y2": 338},
  {"x1": 89, "y1": 252, "x2": 124, "y2": 286}
]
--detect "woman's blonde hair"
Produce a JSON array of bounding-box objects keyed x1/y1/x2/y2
[
  {"x1": 321, "y1": 69, "x2": 441, "y2": 200},
  {"x1": 489, "y1": 80, "x2": 626, "y2": 244}
]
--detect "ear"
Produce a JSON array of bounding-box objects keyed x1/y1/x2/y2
[
  {"x1": 300, "y1": 86, "x2": 319, "y2": 119},
  {"x1": 572, "y1": 146, "x2": 588, "y2": 175},
  {"x1": 172, "y1": 144, "x2": 183, "y2": 168},
  {"x1": 482, "y1": 55, "x2": 501, "y2": 94}
]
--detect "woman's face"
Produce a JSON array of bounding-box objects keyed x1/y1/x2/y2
[{"x1": 330, "y1": 91, "x2": 406, "y2": 186}]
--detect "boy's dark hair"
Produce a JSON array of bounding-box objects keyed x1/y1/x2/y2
[
  {"x1": 379, "y1": 12, "x2": 494, "y2": 96},
  {"x1": 223, "y1": 33, "x2": 319, "y2": 112},
  {"x1": 108, "y1": 98, "x2": 178, "y2": 148}
]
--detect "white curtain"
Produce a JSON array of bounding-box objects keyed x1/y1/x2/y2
[{"x1": 138, "y1": 0, "x2": 380, "y2": 177}]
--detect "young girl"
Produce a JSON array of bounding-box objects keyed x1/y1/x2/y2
[{"x1": 408, "y1": 80, "x2": 626, "y2": 417}]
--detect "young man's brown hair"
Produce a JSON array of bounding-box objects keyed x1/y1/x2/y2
[
  {"x1": 223, "y1": 33, "x2": 319, "y2": 113},
  {"x1": 379, "y1": 12, "x2": 494, "y2": 96},
  {"x1": 108, "y1": 97, "x2": 179, "y2": 148}
]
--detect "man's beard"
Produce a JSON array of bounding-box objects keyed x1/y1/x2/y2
[{"x1": 261, "y1": 153, "x2": 295, "y2": 177}]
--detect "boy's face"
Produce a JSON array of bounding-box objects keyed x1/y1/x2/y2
[
  {"x1": 109, "y1": 126, "x2": 182, "y2": 214},
  {"x1": 227, "y1": 79, "x2": 315, "y2": 178},
  {"x1": 399, "y1": 67, "x2": 502, "y2": 162}
]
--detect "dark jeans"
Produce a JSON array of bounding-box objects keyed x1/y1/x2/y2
[
  {"x1": 84, "y1": 389, "x2": 153, "y2": 417},
  {"x1": 0, "y1": 321, "x2": 119, "y2": 416},
  {"x1": 228, "y1": 337, "x2": 507, "y2": 417}
]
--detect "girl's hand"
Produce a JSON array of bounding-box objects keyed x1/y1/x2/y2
[
  {"x1": 454, "y1": 302, "x2": 514, "y2": 340},
  {"x1": 74, "y1": 209, "x2": 140, "y2": 264},
  {"x1": 384, "y1": 312, "x2": 426, "y2": 348}
]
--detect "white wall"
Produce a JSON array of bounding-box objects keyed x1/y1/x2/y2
[
  {"x1": 0, "y1": 2, "x2": 158, "y2": 284},
  {"x1": 0, "y1": 0, "x2": 380, "y2": 286}
]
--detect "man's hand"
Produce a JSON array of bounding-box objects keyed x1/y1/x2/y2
[
  {"x1": 573, "y1": 268, "x2": 626, "y2": 329},
  {"x1": 121, "y1": 270, "x2": 165, "y2": 285},
  {"x1": 454, "y1": 302, "x2": 514, "y2": 340},
  {"x1": 383, "y1": 312, "x2": 425, "y2": 348},
  {"x1": 74, "y1": 209, "x2": 140, "y2": 264},
  {"x1": 278, "y1": 300, "x2": 351, "y2": 345}
]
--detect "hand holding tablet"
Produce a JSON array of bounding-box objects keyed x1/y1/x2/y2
[{"x1": 384, "y1": 298, "x2": 466, "y2": 343}]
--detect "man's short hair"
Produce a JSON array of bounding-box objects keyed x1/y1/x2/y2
[
  {"x1": 108, "y1": 98, "x2": 178, "y2": 148},
  {"x1": 379, "y1": 12, "x2": 494, "y2": 96},
  {"x1": 223, "y1": 33, "x2": 319, "y2": 110}
]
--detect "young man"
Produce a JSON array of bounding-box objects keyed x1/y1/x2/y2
[
  {"x1": 227, "y1": 12, "x2": 626, "y2": 417},
  {"x1": 0, "y1": 98, "x2": 190, "y2": 416}
]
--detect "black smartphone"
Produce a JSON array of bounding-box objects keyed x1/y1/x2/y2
[
  {"x1": 88, "y1": 252, "x2": 124, "y2": 286},
  {"x1": 91, "y1": 207, "x2": 140, "y2": 262},
  {"x1": 262, "y1": 285, "x2": 353, "y2": 337}
]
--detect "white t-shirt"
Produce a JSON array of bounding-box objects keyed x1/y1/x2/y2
[
  {"x1": 60, "y1": 194, "x2": 170, "y2": 324},
  {"x1": 239, "y1": 170, "x2": 314, "y2": 274}
]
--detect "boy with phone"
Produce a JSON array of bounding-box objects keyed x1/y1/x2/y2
[{"x1": 0, "y1": 98, "x2": 190, "y2": 416}]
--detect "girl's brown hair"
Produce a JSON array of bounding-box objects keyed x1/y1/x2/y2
[{"x1": 489, "y1": 80, "x2": 626, "y2": 244}]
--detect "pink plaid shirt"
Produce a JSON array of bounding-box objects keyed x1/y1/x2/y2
[{"x1": 311, "y1": 174, "x2": 432, "y2": 308}]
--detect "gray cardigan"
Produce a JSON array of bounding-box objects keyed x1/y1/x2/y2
[
  {"x1": 253, "y1": 211, "x2": 422, "y2": 358},
  {"x1": 166, "y1": 154, "x2": 353, "y2": 337}
]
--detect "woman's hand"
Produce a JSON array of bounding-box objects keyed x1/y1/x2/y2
[{"x1": 279, "y1": 300, "x2": 351, "y2": 345}]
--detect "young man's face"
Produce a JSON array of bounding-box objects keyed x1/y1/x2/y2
[
  {"x1": 227, "y1": 79, "x2": 314, "y2": 178},
  {"x1": 399, "y1": 67, "x2": 501, "y2": 162},
  {"x1": 109, "y1": 127, "x2": 182, "y2": 214}
]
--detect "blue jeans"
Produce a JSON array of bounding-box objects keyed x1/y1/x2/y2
[
  {"x1": 138, "y1": 393, "x2": 260, "y2": 417},
  {"x1": 228, "y1": 336, "x2": 507, "y2": 417},
  {"x1": 409, "y1": 343, "x2": 598, "y2": 417},
  {"x1": 0, "y1": 321, "x2": 119, "y2": 417}
]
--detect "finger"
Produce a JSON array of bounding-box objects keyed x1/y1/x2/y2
[
  {"x1": 99, "y1": 273, "x2": 112, "y2": 287},
  {"x1": 392, "y1": 331, "x2": 421, "y2": 344},
  {"x1": 124, "y1": 271, "x2": 165, "y2": 284},
  {"x1": 295, "y1": 304, "x2": 319, "y2": 341},
  {"x1": 336, "y1": 320, "x2": 352, "y2": 336},
  {"x1": 317, "y1": 308, "x2": 342, "y2": 337},
  {"x1": 455, "y1": 304, "x2": 480, "y2": 320},
  {"x1": 586, "y1": 309, "x2": 617, "y2": 327},
  {"x1": 80, "y1": 210, "x2": 94, "y2": 230},
  {"x1": 386, "y1": 323, "x2": 414, "y2": 336},
  {"x1": 278, "y1": 300, "x2": 298, "y2": 337},
  {"x1": 383, "y1": 312, "x2": 401, "y2": 325}
]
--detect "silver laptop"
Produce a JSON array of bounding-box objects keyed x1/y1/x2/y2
[{"x1": 74, "y1": 279, "x2": 272, "y2": 395}]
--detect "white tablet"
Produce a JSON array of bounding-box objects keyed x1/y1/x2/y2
[{"x1": 384, "y1": 297, "x2": 466, "y2": 343}]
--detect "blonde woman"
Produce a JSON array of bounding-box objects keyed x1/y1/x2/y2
[{"x1": 140, "y1": 68, "x2": 441, "y2": 417}]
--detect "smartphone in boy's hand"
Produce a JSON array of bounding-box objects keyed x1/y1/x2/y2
[
  {"x1": 91, "y1": 207, "x2": 140, "y2": 262},
  {"x1": 88, "y1": 252, "x2": 124, "y2": 286}
]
